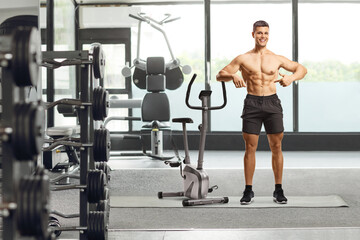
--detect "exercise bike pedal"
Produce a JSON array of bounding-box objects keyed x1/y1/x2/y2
[
  {"x1": 164, "y1": 160, "x2": 182, "y2": 167},
  {"x1": 208, "y1": 185, "x2": 219, "y2": 193}
]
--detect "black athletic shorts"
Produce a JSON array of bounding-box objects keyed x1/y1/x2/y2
[{"x1": 241, "y1": 94, "x2": 284, "y2": 135}]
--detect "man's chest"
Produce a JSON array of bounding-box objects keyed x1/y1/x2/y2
[{"x1": 241, "y1": 55, "x2": 281, "y2": 75}]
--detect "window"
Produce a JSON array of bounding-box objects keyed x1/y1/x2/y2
[
  {"x1": 40, "y1": 0, "x2": 76, "y2": 127},
  {"x1": 298, "y1": 3, "x2": 360, "y2": 132},
  {"x1": 211, "y1": 2, "x2": 292, "y2": 132}
]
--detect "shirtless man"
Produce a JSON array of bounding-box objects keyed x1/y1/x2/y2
[{"x1": 216, "y1": 20, "x2": 307, "y2": 204}]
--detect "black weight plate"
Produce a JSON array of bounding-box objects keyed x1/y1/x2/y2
[
  {"x1": 93, "y1": 212, "x2": 100, "y2": 240},
  {"x1": 92, "y1": 45, "x2": 100, "y2": 79},
  {"x1": 96, "y1": 200, "x2": 109, "y2": 212},
  {"x1": 99, "y1": 129, "x2": 106, "y2": 162},
  {"x1": 22, "y1": 176, "x2": 34, "y2": 235},
  {"x1": 97, "y1": 129, "x2": 105, "y2": 162},
  {"x1": 17, "y1": 177, "x2": 27, "y2": 234},
  {"x1": 19, "y1": 28, "x2": 36, "y2": 86},
  {"x1": 92, "y1": 44, "x2": 105, "y2": 79},
  {"x1": 93, "y1": 87, "x2": 107, "y2": 121},
  {"x1": 95, "y1": 170, "x2": 101, "y2": 203},
  {"x1": 30, "y1": 104, "x2": 45, "y2": 156},
  {"x1": 87, "y1": 212, "x2": 95, "y2": 239},
  {"x1": 87, "y1": 170, "x2": 95, "y2": 203},
  {"x1": 96, "y1": 201, "x2": 104, "y2": 212},
  {"x1": 34, "y1": 165, "x2": 45, "y2": 176},
  {"x1": 88, "y1": 170, "x2": 100, "y2": 203},
  {"x1": 21, "y1": 177, "x2": 31, "y2": 234},
  {"x1": 99, "y1": 211, "x2": 107, "y2": 240},
  {"x1": 96, "y1": 162, "x2": 109, "y2": 178},
  {"x1": 24, "y1": 178, "x2": 33, "y2": 232},
  {"x1": 94, "y1": 128, "x2": 110, "y2": 162},
  {"x1": 13, "y1": 103, "x2": 30, "y2": 160},
  {"x1": 38, "y1": 175, "x2": 50, "y2": 239},
  {"x1": 132, "y1": 67, "x2": 146, "y2": 89},
  {"x1": 13, "y1": 104, "x2": 23, "y2": 159},
  {"x1": 22, "y1": 104, "x2": 33, "y2": 159},
  {"x1": 96, "y1": 162, "x2": 103, "y2": 174},
  {"x1": 92, "y1": 87, "x2": 101, "y2": 121},
  {"x1": 165, "y1": 66, "x2": 184, "y2": 90},
  {"x1": 16, "y1": 104, "x2": 30, "y2": 160},
  {"x1": 104, "y1": 128, "x2": 110, "y2": 162},
  {"x1": 14, "y1": 103, "x2": 43, "y2": 160},
  {"x1": 95, "y1": 162, "x2": 103, "y2": 171},
  {"x1": 99, "y1": 170, "x2": 106, "y2": 201},
  {"x1": 0, "y1": 15, "x2": 38, "y2": 35},
  {"x1": 99, "y1": 129, "x2": 105, "y2": 162},
  {"x1": 100, "y1": 129, "x2": 107, "y2": 162},
  {"x1": 27, "y1": 27, "x2": 41, "y2": 87},
  {"x1": 93, "y1": 129, "x2": 101, "y2": 161},
  {"x1": 88, "y1": 211, "x2": 107, "y2": 240},
  {"x1": 98, "y1": 190, "x2": 110, "y2": 223},
  {"x1": 102, "y1": 89, "x2": 109, "y2": 120},
  {"x1": 98, "y1": 88, "x2": 105, "y2": 121},
  {"x1": 32, "y1": 176, "x2": 41, "y2": 234},
  {"x1": 97, "y1": 87, "x2": 103, "y2": 121},
  {"x1": 12, "y1": 28, "x2": 26, "y2": 86},
  {"x1": 12, "y1": 27, "x2": 40, "y2": 87}
]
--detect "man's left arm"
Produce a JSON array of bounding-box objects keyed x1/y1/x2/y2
[{"x1": 275, "y1": 56, "x2": 307, "y2": 87}]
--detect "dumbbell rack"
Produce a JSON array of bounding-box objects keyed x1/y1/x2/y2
[
  {"x1": 1, "y1": 28, "x2": 48, "y2": 239},
  {"x1": 42, "y1": 48, "x2": 109, "y2": 240}
]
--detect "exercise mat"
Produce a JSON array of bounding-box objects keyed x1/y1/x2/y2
[{"x1": 110, "y1": 195, "x2": 348, "y2": 208}]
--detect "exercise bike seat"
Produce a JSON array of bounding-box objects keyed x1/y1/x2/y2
[
  {"x1": 142, "y1": 120, "x2": 170, "y2": 129},
  {"x1": 46, "y1": 125, "x2": 80, "y2": 138},
  {"x1": 172, "y1": 118, "x2": 193, "y2": 124}
]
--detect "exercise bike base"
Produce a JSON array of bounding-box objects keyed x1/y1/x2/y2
[{"x1": 182, "y1": 197, "x2": 229, "y2": 207}]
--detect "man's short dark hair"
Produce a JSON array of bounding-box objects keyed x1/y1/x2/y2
[{"x1": 253, "y1": 20, "x2": 269, "y2": 33}]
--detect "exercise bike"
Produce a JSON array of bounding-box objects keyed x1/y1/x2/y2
[{"x1": 158, "y1": 74, "x2": 229, "y2": 206}]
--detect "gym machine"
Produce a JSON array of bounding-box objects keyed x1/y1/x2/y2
[
  {"x1": 122, "y1": 12, "x2": 192, "y2": 89},
  {"x1": 118, "y1": 13, "x2": 192, "y2": 160},
  {"x1": 41, "y1": 43, "x2": 110, "y2": 239},
  {"x1": 158, "y1": 74, "x2": 229, "y2": 206},
  {"x1": 0, "y1": 26, "x2": 51, "y2": 239}
]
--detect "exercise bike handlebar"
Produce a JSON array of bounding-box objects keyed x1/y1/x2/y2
[
  {"x1": 129, "y1": 14, "x2": 147, "y2": 22},
  {"x1": 186, "y1": 74, "x2": 227, "y2": 110}
]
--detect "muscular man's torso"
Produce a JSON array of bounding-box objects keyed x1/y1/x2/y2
[{"x1": 239, "y1": 50, "x2": 281, "y2": 96}]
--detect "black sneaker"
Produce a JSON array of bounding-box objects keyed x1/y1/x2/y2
[
  {"x1": 240, "y1": 189, "x2": 254, "y2": 205},
  {"x1": 273, "y1": 189, "x2": 288, "y2": 204}
]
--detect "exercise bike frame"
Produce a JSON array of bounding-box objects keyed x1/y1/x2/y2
[{"x1": 159, "y1": 73, "x2": 228, "y2": 206}]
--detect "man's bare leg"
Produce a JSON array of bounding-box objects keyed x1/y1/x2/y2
[
  {"x1": 267, "y1": 132, "x2": 287, "y2": 203},
  {"x1": 267, "y1": 132, "x2": 284, "y2": 184},
  {"x1": 243, "y1": 132, "x2": 259, "y2": 185},
  {"x1": 240, "y1": 133, "x2": 259, "y2": 204}
]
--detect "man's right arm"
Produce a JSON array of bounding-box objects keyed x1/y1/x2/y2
[
  {"x1": 216, "y1": 56, "x2": 241, "y2": 82},
  {"x1": 216, "y1": 55, "x2": 247, "y2": 88}
]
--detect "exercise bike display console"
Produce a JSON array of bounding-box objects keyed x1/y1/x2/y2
[{"x1": 158, "y1": 74, "x2": 229, "y2": 206}]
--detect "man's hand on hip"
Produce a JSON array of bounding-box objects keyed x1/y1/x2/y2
[
  {"x1": 275, "y1": 73, "x2": 293, "y2": 87},
  {"x1": 233, "y1": 75, "x2": 247, "y2": 88}
]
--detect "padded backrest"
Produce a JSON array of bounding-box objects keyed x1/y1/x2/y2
[
  {"x1": 146, "y1": 57, "x2": 165, "y2": 74},
  {"x1": 141, "y1": 93, "x2": 170, "y2": 122},
  {"x1": 146, "y1": 57, "x2": 166, "y2": 92},
  {"x1": 146, "y1": 75, "x2": 165, "y2": 92}
]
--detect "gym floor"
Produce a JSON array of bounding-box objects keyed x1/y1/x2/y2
[{"x1": 47, "y1": 150, "x2": 360, "y2": 240}]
